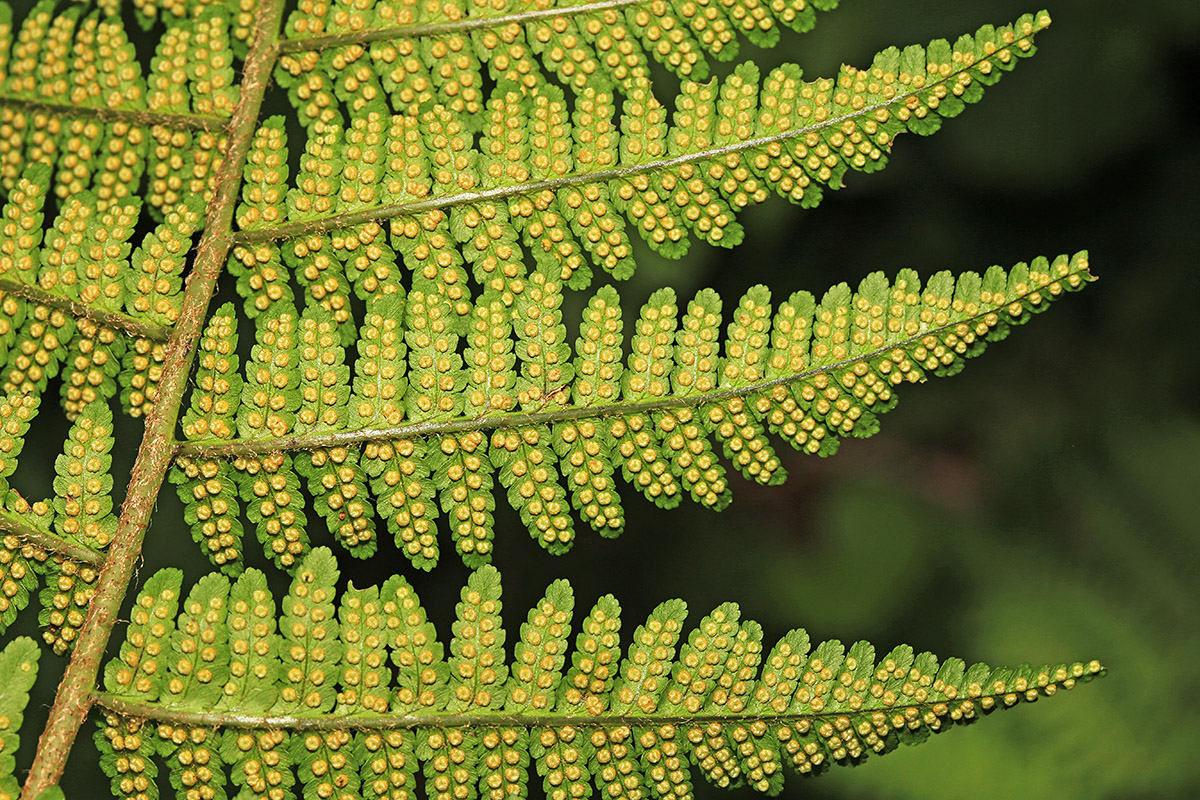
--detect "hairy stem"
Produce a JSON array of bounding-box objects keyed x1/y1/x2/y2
[
  {"x1": 0, "y1": 278, "x2": 170, "y2": 342},
  {"x1": 18, "y1": 2, "x2": 285, "y2": 796},
  {"x1": 0, "y1": 96, "x2": 227, "y2": 131}
]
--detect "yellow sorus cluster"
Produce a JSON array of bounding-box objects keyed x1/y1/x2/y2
[
  {"x1": 491, "y1": 427, "x2": 573, "y2": 550},
  {"x1": 339, "y1": 229, "x2": 403, "y2": 296},
  {"x1": 439, "y1": 432, "x2": 492, "y2": 559},
  {"x1": 451, "y1": 579, "x2": 505, "y2": 710},
  {"x1": 526, "y1": 14, "x2": 601, "y2": 92},
  {"x1": 64, "y1": 324, "x2": 119, "y2": 420},
  {"x1": 279, "y1": 558, "x2": 337, "y2": 711},
  {"x1": 659, "y1": 408, "x2": 727, "y2": 508},
  {"x1": 478, "y1": 727, "x2": 524, "y2": 800},
  {"x1": 337, "y1": 589, "x2": 390, "y2": 713},
  {"x1": 98, "y1": 713, "x2": 155, "y2": 800},
  {"x1": 396, "y1": 214, "x2": 471, "y2": 318},
  {"x1": 291, "y1": 127, "x2": 340, "y2": 219},
  {"x1": 3, "y1": 304, "x2": 70, "y2": 395},
  {"x1": 174, "y1": 456, "x2": 241, "y2": 567},
  {"x1": 230, "y1": 243, "x2": 288, "y2": 316},
  {"x1": 223, "y1": 574, "x2": 276, "y2": 700},
  {"x1": 37, "y1": 195, "x2": 91, "y2": 296},
  {"x1": 561, "y1": 599, "x2": 620, "y2": 713},
  {"x1": 238, "y1": 120, "x2": 288, "y2": 230},
  {"x1": 236, "y1": 453, "x2": 309, "y2": 568},
  {"x1": 636, "y1": 725, "x2": 689, "y2": 800},
  {"x1": 423, "y1": 728, "x2": 475, "y2": 800},
  {"x1": 78, "y1": 200, "x2": 138, "y2": 308},
  {"x1": 340, "y1": 111, "x2": 388, "y2": 209},
  {"x1": 228, "y1": 729, "x2": 290, "y2": 800},
  {"x1": 366, "y1": 439, "x2": 439, "y2": 565},
  {"x1": 0, "y1": 171, "x2": 46, "y2": 279},
  {"x1": 305, "y1": 447, "x2": 375, "y2": 550},
  {"x1": 0, "y1": 534, "x2": 42, "y2": 626},
  {"x1": 688, "y1": 721, "x2": 745, "y2": 788},
  {"x1": 628, "y1": 2, "x2": 701, "y2": 77},
  {"x1": 371, "y1": 38, "x2": 436, "y2": 120},
  {"x1": 0, "y1": 392, "x2": 37, "y2": 479},
  {"x1": 514, "y1": 269, "x2": 568, "y2": 407},
  {"x1": 382, "y1": 579, "x2": 442, "y2": 709},
  {"x1": 41, "y1": 556, "x2": 98, "y2": 654},
  {"x1": 127, "y1": 200, "x2": 202, "y2": 324},
  {"x1": 297, "y1": 312, "x2": 346, "y2": 429},
  {"x1": 185, "y1": 308, "x2": 238, "y2": 441},
  {"x1": 589, "y1": 726, "x2": 639, "y2": 800},
  {"x1": 617, "y1": 610, "x2": 684, "y2": 714},
  {"x1": 154, "y1": 724, "x2": 222, "y2": 800},
  {"x1": 628, "y1": 292, "x2": 675, "y2": 398},
  {"x1": 109, "y1": 577, "x2": 178, "y2": 695},
  {"x1": 424, "y1": 30, "x2": 483, "y2": 120},
  {"x1": 189, "y1": 17, "x2": 236, "y2": 117},
  {"x1": 159, "y1": 582, "x2": 226, "y2": 701},
  {"x1": 242, "y1": 308, "x2": 299, "y2": 438},
  {"x1": 536, "y1": 726, "x2": 588, "y2": 800},
  {"x1": 509, "y1": 588, "x2": 570, "y2": 710},
  {"x1": 557, "y1": 420, "x2": 622, "y2": 534},
  {"x1": 354, "y1": 297, "x2": 406, "y2": 426},
  {"x1": 299, "y1": 730, "x2": 357, "y2": 800},
  {"x1": 674, "y1": 293, "x2": 720, "y2": 393},
  {"x1": 611, "y1": 413, "x2": 680, "y2": 505},
  {"x1": 359, "y1": 729, "x2": 415, "y2": 799},
  {"x1": 54, "y1": 404, "x2": 114, "y2": 548},
  {"x1": 466, "y1": 294, "x2": 516, "y2": 415},
  {"x1": 574, "y1": 288, "x2": 621, "y2": 403},
  {"x1": 406, "y1": 285, "x2": 462, "y2": 418},
  {"x1": 121, "y1": 336, "x2": 166, "y2": 417}
]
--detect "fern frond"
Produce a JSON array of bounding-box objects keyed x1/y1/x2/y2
[
  {"x1": 95, "y1": 548, "x2": 1104, "y2": 800},
  {"x1": 243, "y1": 13, "x2": 1049, "y2": 295},
  {"x1": 0, "y1": 636, "x2": 40, "y2": 798},
  {"x1": 0, "y1": 1, "x2": 232, "y2": 219},
  {"x1": 176, "y1": 252, "x2": 1092, "y2": 571},
  {"x1": 0, "y1": 397, "x2": 113, "y2": 652},
  {"x1": 276, "y1": 0, "x2": 839, "y2": 120},
  {"x1": 0, "y1": 163, "x2": 211, "y2": 421}
]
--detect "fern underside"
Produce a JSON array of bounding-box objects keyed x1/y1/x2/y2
[{"x1": 0, "y1": 0, "x2": 1103, "y2": 797}]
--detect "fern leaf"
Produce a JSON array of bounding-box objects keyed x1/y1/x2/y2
[
  {"x1": 0, "y1": 636, "x2": 40, "y2": 798},
  {"x1": 245, "y1": 13, "x2": 1050, "y2": 289},
  {"x1": 184, "y1": 252, "x2": 1092, "y2": 571},
  {"x1": 97, "y1": 550, "x2": 1104, "y2": 799}
]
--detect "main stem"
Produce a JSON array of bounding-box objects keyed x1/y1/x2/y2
[{"x1": 19, "y1": 2, "x2": 285, "y2": 796}]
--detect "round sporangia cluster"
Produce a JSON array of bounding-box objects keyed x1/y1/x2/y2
[
  {"x1": 40, "y1": 557, "x2": 96, "y2": 654},
  {"x1": 0, "y1": 534, "x2": 40, "y2": 626},
  {"x1": 659, "y1": 409, "x2": 727, "y2": 508},
  {"x1": 99, "y1": 713, "x2": 155, "y2": 800},
  {"x1": 236, "y1": 454, "x2": 308, "y2": 568},
  {"x1": 306, "y1": 447, "x2": 374, "y2": 550},
  {"x1": 465, "y1": 294, "x2": 515, "y2": 415},
  {"x1": 155, "y1": 724, "x2": 221, "y2": 800},
  {"x1": 628, "y1": 5, "x2": 701, "y2": 76},
  {"x1": 477, "y1": 726, "x2": 525, "y2": 800},
  {"x1": 0, "y1": 171, "x2": 46, "y2": 278},
  {"x1": 528, "y1": 16, "x2": 602, "y2": 92},
  {"x1": 425, "y1": 32, "x2": 483, "y2": 119},
  {"x1": 557, "y1": 420, "x2": 622, "y2": 534},
  {"x1": 174, "y1": 456, "x2": 241, "y2": 567},
  {"x1": 451, "y1": 587, "x2": 503, "y2": 709},
  {"x1": 340, "y1": 111, "x2": 387, "y2": 209},
  {"x1": 231, "y1": 244, "x2": 288, "y2": 315},
  {"x1": 590, "y1": 726, "x2": 639, "y2": 800},
  {"x1": 38, "y1": 196, "x2": 91, "y2": 294},
  {"x1": 122, "y1": 336, "x2": 165, "y2": 417},
  {"x1": 300, "y1": 729, "x2": 355, "y2": 800},
  {"x1": 492, "y1": 428, "x2": 573, "y2": 550},
  {"x1": 54, "y1": 407, "x2": 114, "y2": 548},
  {"x1": 229, "y1": 729, "x2": 288, "y2": 799},
  {"x1": 574, "y1": 290, "x2": 622, "y2": 404},
  {"x1": 708, "y1": 397, "x2": 784, "y2": 484},
  {"x1": 637, "y1": 725, "x2": 688, "y2": 799},
  {"x1": 610, "y1": 413, "x2": 681, "y2": 505},
  {"x1": 424, "y1": 728, "x2": 476, "y2": 800},
  {"x1": 337, "y1": 592, "x2": 390, "y2": 713},
  {"x1": 0, "y1": 391, "x2": 36, "y2": 476},
  {"x1": 280, "y1": 568, "x2": 335, "y2": 710},
  {"x1": 538, "y1": 726, "x2": 588, "y2": 800},
  {"x1": 366, "y1": 439, "x2": 439, "y2": 565},
  {"x1": 238, "y1": 120, "x2": 288, "y2": 230},
  {"x1": 359, "y1": 730, "x2": 413, "y2": 798}
]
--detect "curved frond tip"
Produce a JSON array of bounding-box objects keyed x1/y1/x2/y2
[
  {"x1": 174, "y1": 252, "x2": 1093, "y2": 573},
  {"x1": 95, "y1": 548, "x2": 1104, "y2": 800}
]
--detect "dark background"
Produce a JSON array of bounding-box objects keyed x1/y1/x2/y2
[{"x1": 7, "y1": 0, "x2": 1199, "y2": 797}]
